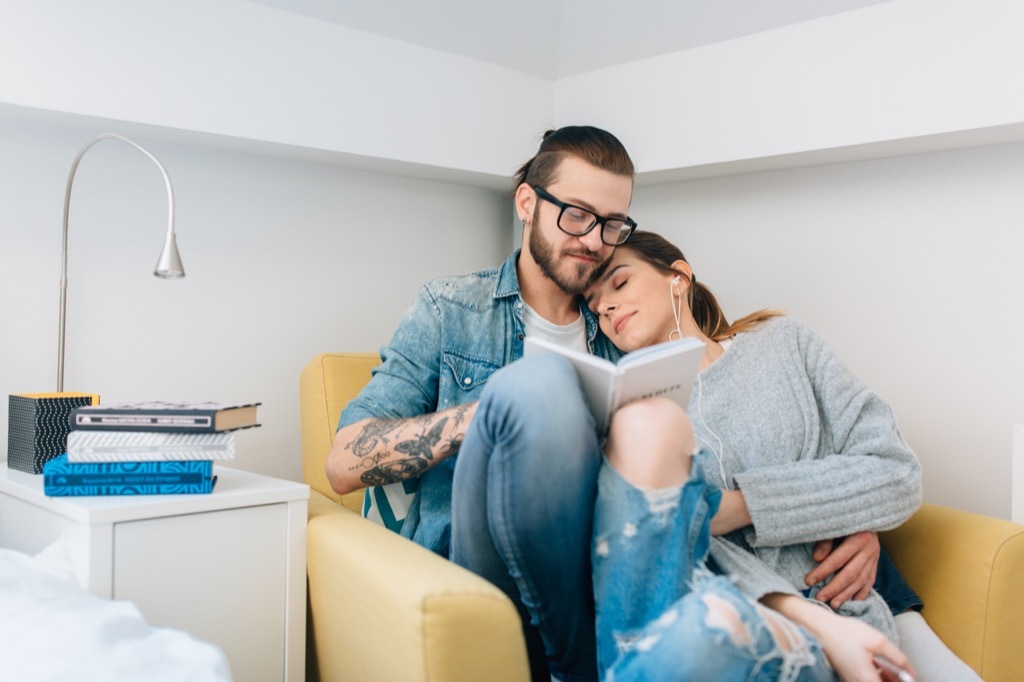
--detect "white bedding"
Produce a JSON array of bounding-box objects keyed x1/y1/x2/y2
[{"x1": 0, "y1": 541, "x2": 231, "y2": 682}]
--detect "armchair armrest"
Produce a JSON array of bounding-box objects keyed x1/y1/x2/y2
[
  {"x1": 306, "y1": 491, "x2": 530, "y2": 682},
  {"x1": 880, "y1": 502, "x2": 1024, "y2": 682}
]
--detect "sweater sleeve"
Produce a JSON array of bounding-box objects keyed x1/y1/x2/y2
[{"x1": 732, "y1": 322, "x2": 922, "y2": 547}]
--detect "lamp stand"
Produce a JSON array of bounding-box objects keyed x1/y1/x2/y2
[{"x1": 57, "y1": 133, "x2": 185, "y2": 392}]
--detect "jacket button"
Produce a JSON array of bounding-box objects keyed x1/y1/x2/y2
[
  {"x1": 463, "y1": 377, "x2": 472, "y2": 385},
  {"x1": 517, "y1": 333, "x2": 524, "y2": 340}
]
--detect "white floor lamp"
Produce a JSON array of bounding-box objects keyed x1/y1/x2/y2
[{"x1": 57, "y1": 133, "x2": 186, "y2": 392}]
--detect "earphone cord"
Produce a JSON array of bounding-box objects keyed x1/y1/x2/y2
[
  {"x1": 669, "y1": 276, "x2": 729, "y2": 489},
  {"x1": 696, "y1": 374, "x2": 729, "y2": 489}
]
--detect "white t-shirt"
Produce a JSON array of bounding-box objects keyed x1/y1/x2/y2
[{"x1": 522, "y1": 302, "x2": 588, "y2": 353}]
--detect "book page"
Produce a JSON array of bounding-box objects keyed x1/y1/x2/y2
[
  {"x1": 614, "y1": 340, "x2": 704, "y2": 417},
  {"x1": 617, "y1": 337, "x2": 703, "y2": 367},
  {"x1": 522, "y1": 335, "x2": 705, "y2": 435},
  {"x1": 523, "y1": 336, "x2": 619, "y2": 433}
]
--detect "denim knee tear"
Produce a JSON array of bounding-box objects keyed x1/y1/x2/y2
[
  {"x1": 702, "y1": 594, "x2": 752, "y2": 647},
  {"x1": 621, "y1": 522, "x2": 637, "y2": 538},
  {"x1": 755, "y1": 603, "x2": 821, "y2": 682},
  {"x1": 613, "y1": 626, "x2": 665, "y2": 658},
  {"x1": 641, "y1": 487, "x2": 680, "y2": 516},
  {"x1": 595, "y1": 538, "x2": 610, "y2": 557}
]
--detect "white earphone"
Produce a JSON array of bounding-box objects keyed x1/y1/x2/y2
[{"x1": 667, "y1": 272, "x2": 730, "y2": 488}]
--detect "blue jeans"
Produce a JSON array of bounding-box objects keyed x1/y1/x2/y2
[
  {"x1": 593, "y1": 459, "x2": 837, "y2": 681},
  {"x1": 451, "y1": 355, "x2": 602, "y2": 682}
]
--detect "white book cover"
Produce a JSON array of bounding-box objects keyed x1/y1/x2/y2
[
  {"x1": 523, "y1": 335, "x2": 706, "y2": 435},
  {"x1": 66, "y1": 430, "x2": 236, "y2": 462}
]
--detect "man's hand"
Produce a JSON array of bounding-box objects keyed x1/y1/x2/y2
[{"x1": 805, "y1": 531, "x2": 880, "y2": 609}]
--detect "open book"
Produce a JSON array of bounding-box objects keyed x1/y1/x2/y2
[{"x1": 523, "y1": 335, "x2": 706, "y2": 435}]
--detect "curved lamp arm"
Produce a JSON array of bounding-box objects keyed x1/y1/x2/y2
[{"x1": 58, "y1": 133, "x2": 185, "y2": 392}]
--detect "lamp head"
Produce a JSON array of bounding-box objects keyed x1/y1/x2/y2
[{"x1": 155, "y1": 230, "x2": 185, "y2": 278}]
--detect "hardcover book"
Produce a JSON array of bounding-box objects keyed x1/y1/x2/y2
[
  {"x1": 66, "y1": 430, "x2": 236, "y2": 463},
  {"x1": 70, "y1": 400, "x2": 260, "y2": 433},
  {"x1": 523, "y1": 335, "x2": 706, "y2": 435},
  {"x1": 42, "y1": 455, "x2": 217, "y2": 496},
  {"x1": 7, "y1": 392, "x2": 100, "y2": 474}
]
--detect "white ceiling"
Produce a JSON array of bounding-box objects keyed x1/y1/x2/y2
[{"x1": 245, "y1": 0, "x2": 891, "y2": 79}]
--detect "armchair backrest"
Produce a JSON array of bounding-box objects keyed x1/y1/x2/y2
[{"x1": 299, "y1": 352, "x2": 381, "y2": 512}]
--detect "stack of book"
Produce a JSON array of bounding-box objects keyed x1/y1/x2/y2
[{"x1": 42, "y1": 401, "x2": 261, "y2": 497}]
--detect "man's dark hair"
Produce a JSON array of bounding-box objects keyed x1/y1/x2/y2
[{"x1": 512, "y1": 126, "x2": 634, "y2": 196}]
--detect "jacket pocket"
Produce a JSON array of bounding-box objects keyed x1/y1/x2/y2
[{"x1": 442, "y1": 352, "x2": 500, "y2": 395}]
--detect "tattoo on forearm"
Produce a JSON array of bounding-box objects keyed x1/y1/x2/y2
[
  {"x1": 394, "y1": 418, "x2": 447, "y2": 461},
  {"x1": 351, "y1": 405, "x2": 474, "y2": 487},
  {"x1": 361, "y1": 459, "x2": 429, "y2": 486},
  {"x1": 350, "y1": 419, "x2": 401, "y2": 457},
  {"x1": 442, "y1": 433, "x2": 463, "y2": 457},
  {"x1": 450, "y1": 403, "x2": 471, "y2": 431}
]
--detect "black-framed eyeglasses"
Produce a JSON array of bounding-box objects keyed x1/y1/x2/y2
[{"x1": 532, "y1": 186, "x2": 637, "y2": 246}]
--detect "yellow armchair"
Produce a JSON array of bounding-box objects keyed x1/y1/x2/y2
[
  {"x1": 300, "y1": 353, "x2": 529, "y2": 682},
  {"x1": 300, "y1": 352, "x2": 1024, "y2": 682}
]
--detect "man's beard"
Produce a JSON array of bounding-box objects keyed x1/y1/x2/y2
[{"x1": 528, "y1": 210, "x2": 606, "y2": 296}]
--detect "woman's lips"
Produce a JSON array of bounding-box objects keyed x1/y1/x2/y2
[{"x1": 613, "y1": 312, "x2": 635, "y2": 334}]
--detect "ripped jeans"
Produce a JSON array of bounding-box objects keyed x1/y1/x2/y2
[{"x1": 593, "y1": 458, "x2": 837, "y2": 682}]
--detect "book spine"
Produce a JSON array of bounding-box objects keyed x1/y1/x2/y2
[
  {"x1": 67, "y1": 449, "x2": 234, "y2": 462},
  {"x1": 66, "y1": 430, "x2": 235, "y2": 462},
  {"x1": 44, "y1": 475, "x2": 217, "y2": 496},
  {"x1": 7, "y1": 393, "x2": 98, "y2": 474},
  {"x1": 72, "y1": 413, "x2": 217, "y2": 432},
  {"x1": 42, "y1": 456, "x2": 216, "y2": 495},
  {"x1": 43, "y1": 456, "x2": 212, "y2": 476}
]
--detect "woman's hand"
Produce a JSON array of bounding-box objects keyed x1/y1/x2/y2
[
  {"x1": 813, "y1": 612, "x2": 914, "y2": 681},
  {"x1": 761, "y1": 593, "x2": 915, "y2": 682}
]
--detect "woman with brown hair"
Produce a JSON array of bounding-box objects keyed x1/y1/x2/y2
[{"x1": 583, "y1": 231, "x2": 974, "y2": 680}]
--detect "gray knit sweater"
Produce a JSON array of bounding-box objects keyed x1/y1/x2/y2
[{"x1": 692, "y1": 317, "x2": 922, "y2": 640}]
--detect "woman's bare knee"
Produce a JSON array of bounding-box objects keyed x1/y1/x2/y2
[{"x1": 605, "y1": 398, "x2": 694, "y2": 488}]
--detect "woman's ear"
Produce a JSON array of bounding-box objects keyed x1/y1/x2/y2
[
  {"x1": 514, "y1": 183, "x2": 534, "y2": 224},
  {"x1": 670, "y1": 260, "x2": 694, "y2": 293}
]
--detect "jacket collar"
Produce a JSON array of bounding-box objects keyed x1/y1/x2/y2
[
  {"x1": 497, "y1": 248, "x2": 604, "y2": 351},
  {"x1": 493, "y1": 249, "x2": 522, "y2": 300}
]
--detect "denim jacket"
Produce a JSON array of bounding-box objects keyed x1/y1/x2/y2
[{"x1": 338, "y1": 249, "x2": 622, "y2": 552}]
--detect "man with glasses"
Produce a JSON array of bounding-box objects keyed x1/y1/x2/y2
[
  {"x1": 327, "y1": 125, "x2": 902, "y2": 681},
  {"x1": 327, "y1": 126, "x2": 636, "y2": 681}
]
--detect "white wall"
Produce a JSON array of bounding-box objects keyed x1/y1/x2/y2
[
  {"x1": 13, "y1": 0, "x2": 1024, "y2": 186},
  {"x1": 3, "y1": 0, "x2": 1023, "y2": 519},
  {"x1": 635, "y1": 141, "x2": 1024, "y2": 519},
  {"x1": 0, "y1": 0, "x2": 552, "y2": 185},
  {"x1": 558, "y1": 0, "x2": 1024, "y2": 179},
  {"x1": 0, "y1": 117, "x2": 511, "y2": 482}
]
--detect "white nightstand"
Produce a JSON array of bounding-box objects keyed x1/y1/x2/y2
[{"x1": 0, "y1": 464, "x2": 309, "y2": 682}]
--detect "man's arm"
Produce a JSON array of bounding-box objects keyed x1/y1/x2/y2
[
  {"x1": 712, "y1": 488, "x2": 879, "y2": 608},
  {"x1": 326, "y1": 402, "x2": 477, "y2": 495}
]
